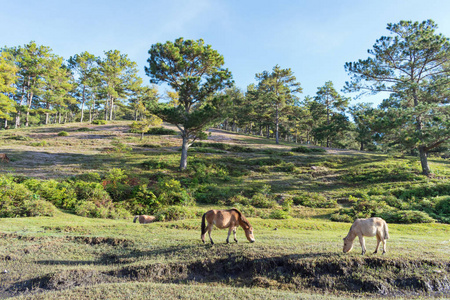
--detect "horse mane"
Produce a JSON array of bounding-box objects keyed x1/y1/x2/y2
[{"x1": 230, "y1": 208, "x2": 251, "y2": 228}]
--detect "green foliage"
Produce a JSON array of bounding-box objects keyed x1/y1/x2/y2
[
  {"x1": 58, "y1": 131, "x2": 69, "y2": 136},
  {"x1": 157, "y1": 178, "x2": 194, "y2": 206},
  {"x1": 7, "y1": 135, "x2": 31, "y2": 141},
  {"x1": 191, "y1": 142, "x2": 253, "y2": 153},
  {"x1": 0, "y1": 176, "x2": 57, "y2": 217},
  {"x1": 380, "y1": 210, "x2": 434, "y2": 224},
  {"x1": 141, "y1": 158, "x2": 170, "y2": 170},
  {"x1": 194, "y1": 184, "x2": 233, "y2": 204},
  {"x1": 110, "y1": 141, "x2": 132, "y2": 153},
  {"x1": 22, "y1": 199, "x2": 58, "y2": 217},
  {"x1": 154, "y1": 205, "x2": 195, "y2": 221},
  {"x1": 76, "y1": 127, "x2": 95, "y2": 132},
  {"x1": 72, "y1": 172, "x2": 101, "y2": 182},
  {"x1": 91, "y1": 119, "x2": 107, "y2": 125},
  {"x1": 23, "y1": 179, "x2": 78, "y2": 209},
  {"x1": 291, "y1": 146, "x2": 326, "y2": 153},
  {"x1": 293, "y1": 192, "x2": 338, "y2": 208},
  {"x1": 269, "y1": 209, "x2": 291, "y2": 219},
  {"x1": 30, "y1": 140, "x2": 48, "y2": 147},
  {"x1": 128, "y1": 184, "x2": 159, "y2": 214},
  {"x1": 146, "y1": 126, "x2": 177, "y2": 135}
]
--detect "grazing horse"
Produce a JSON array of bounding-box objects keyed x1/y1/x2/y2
[
  {"x1": 201, "y1": 208, "x2": 255, "y2": 245},
  {"x1": 0, "y1": 154, "x2": 10, "y2": 163},
  {"x1": 133, "y1": 215, "x2": 156, "y2": 224},
  {"x1": 343, "y1": 217, "x2": 389, "y2": 255}
]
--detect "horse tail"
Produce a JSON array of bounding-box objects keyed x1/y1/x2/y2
[
  {"x1": 133, "y1": 216, "x2": 138, "y2": 223},
  {"x1": 201, "y1": 213, "x2": 207, "y2": 236},
  {"x1": 383, "y1": 221, "x2": 389, "y2": 240}
]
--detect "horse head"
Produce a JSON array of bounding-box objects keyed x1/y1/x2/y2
[
  {"x1": 343, "y1": 237, "x2": 353, "y2": 253},
  {"x1": 244, "y1": 226, "x2": 255, "y2": 243}
]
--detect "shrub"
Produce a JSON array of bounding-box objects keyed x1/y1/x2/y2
[
  {"x1": 291, "y1": 146, "x2": 326, "y2": 153},
  {"x1": 110, "y1": 141, "x2": 132, "y2": 153},
  {"x1": 74, "y1": 181, "x2": 111, "y2": 202},
  {"x1": 57, "y1": 131, "x2": 69, "y2": 136},
  {"x1": 30, "y1": 141, "x2": 48, "y2": 147},
  {"x1": 380, "y1": 210, "x2": 434, "y2": 224},
  {"x1": 76, "y1": 127, "x2": 95, "y2": 132},
  {"x1": 141, "y1": 159, "x2": 170, "y2": 170},
  {"x1": 23, "y1": 179, "x2": 78, "y2": 209},
  {"x1": 0, "y1": 183, "x2": 35, "y2": 217},
  {"x1": 157, "y1": 178, "x2": 194, "y2": 206},
  {"x1": 147, "y1": 127, "x2": 177, "y2": 135},
  {"x1": 154, "y1": 205, "x2": 195, "y2": 221},
  {"x1": 269, "y1": 209, "x2": 291, "y2": 219},
  {"x1": 72, "y1": 172, "x2": 101, "y2": 182},
  {"x1": 91, "y1": 119, "x2": 107, "y2": 125},
  {"x1": 227, "y1": 194, "x2": 251, "y2": 206},
  {"x1": 23, "y1": 199, "x2": 58, "y2": 217},
  {"x1": 250, "y1": 193, "x2": 276, "y2": 208},
  {"x1": 194, "y1": 184, "x2": 232, "y2": 204},
  {"x1": 293, "y1": 192, "x2": 338, "y2": 208},
  {"x1": 330, "y1": 213, "x2": 353, "y2": 223}
]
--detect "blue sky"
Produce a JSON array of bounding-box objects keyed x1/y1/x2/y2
[{"x1": 2, "y1": 0, "x2": 450, "y2": 106}]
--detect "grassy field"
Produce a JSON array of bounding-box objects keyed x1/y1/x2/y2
[{"x1": 1, "y1": 121, "x2": 450, "y2": 298}]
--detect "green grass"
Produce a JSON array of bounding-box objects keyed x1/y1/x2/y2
[
  {"x1": 0, "y1": 212, "x2": 449, "y2": 298},
  {"x1": 1, "y1": 122, "x2": 450, "y2": 298}
]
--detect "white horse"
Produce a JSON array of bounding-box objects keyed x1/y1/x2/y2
[{"x1": 343, "y1": 217, "x2": 389, "y2": 255}]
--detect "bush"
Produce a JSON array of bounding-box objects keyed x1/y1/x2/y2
[
  {"x1": 269, "y1": 209, "x2": 291, "y2": 219},
  {"x1": 291, "y1": 146, "x2": 326, "y2": 153},
  {"x1": 157, "y1": 178, "x2": 194, "y2": 206},
  {"x1": 23, "y1": 199, "x2": 58, "y2": 217},
  {"x1": 293, "y1": 192, "x2": 338, "y2": 208},
  {"x1": 73, "y1": 199, "x2": 131, "y2": 219},
  {"x1": 154, "y1": 205, "x2": 195, "y2": 221},
  {"x1": 23, "y1": 179, "x2": 78, "y2": 209},
  {"x1": 380, "y1": 210, "x2": 434, "y2": 224},
  {"x1": 330, "y1": 213, "x2": 353, "y2": 223},
  {"x1": 141, "y1": 159, "x2": 169, "y2": 170},
  {"x1": 194, "y1": 184, "x2": 233, "y2": 204},
  {"x1": 250, "y1": 193, "x2": 276, "y2": 208},
  {"x1": 72, "y1": 172, "x2": 101, "y2": 182},
  {"x1": 57, "y1": 131, "x2": 69, "y2": 136},
  {"x1": 91, "y1": 119, "x2": 107, "y2": 125},
  {"x1": 147, "y1": 127, "x2": 177, "y2": 135}
]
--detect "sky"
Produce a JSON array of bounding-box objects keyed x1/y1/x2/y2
[{"x1": 2, "y1": 0, "x2": 450, "y2": 107}]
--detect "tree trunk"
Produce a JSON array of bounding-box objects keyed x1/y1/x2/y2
[
  {"x1": 275, "y1": 105, "x2": 279, "y2": 144},
  {"x1": 109, "y1": 97, "x2": 114, "y2": 121},
  {"x1": 419, "y1": 146, "x2": 430, "y2": 176},
  {"x1": 179, "y1": 134, "x2": 189, "y2": 170},
  {"x1": 360, "y1": 142, "x2": 364, "y2": 151}
]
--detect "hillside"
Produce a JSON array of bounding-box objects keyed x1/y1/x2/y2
[{"x1": 0, "y1": 122, "x2": 449, "y2": 298}]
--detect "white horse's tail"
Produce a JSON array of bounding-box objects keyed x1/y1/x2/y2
[
  {"x1": 383, "y1": 221, "x2": 389, "y2": 240},
  {"x1": 133, "y1": 216, "x2": 139, "y2": 223}
]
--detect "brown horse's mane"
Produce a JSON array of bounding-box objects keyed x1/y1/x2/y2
[{"x1": 230, "y1": 208, "x2": 251, "y2": 228}]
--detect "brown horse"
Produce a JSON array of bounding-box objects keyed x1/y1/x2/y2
[
  {"x1": 133, "y1": 215, "x2": 156, "y2": 224},
  {"x1": 343, "y1": 217, "x2": 389, "y2": 255},
  {"x1": 0, "y1": 154, "x2": 10, "y2": 163},
  {"x1": 201, "y1": 208, "x2": 255, "y2": 245}
]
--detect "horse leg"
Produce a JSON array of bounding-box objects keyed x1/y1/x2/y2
[
  {"x1": 374, "y1": 236, "x2": 381, "y2": 254},
  {"x1": 226, "y1": 227, "x2": 232, "y2": 244},
  {"x1": 358, "y1": 235, "x2": 366, "y2": 255},
  {"x1": 233, "y1": 228, "x2": 238, "y2": 243},
  {"x1": 208, "y1": 224, "x2": 214, "y2": 245}
]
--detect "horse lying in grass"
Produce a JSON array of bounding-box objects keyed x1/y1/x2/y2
[
  {"x1": 133, "y1": 215, "x2": 156, "y2": 224},
  {"x1": 0, "y1": 154, "x2": 10, "y2": 163},
  {"x1": 343, "y1": 217, "x2": 389, "y2": 255},
  {"x1": 201, "y1": 208, "x2": 255, "y2": 245}
]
